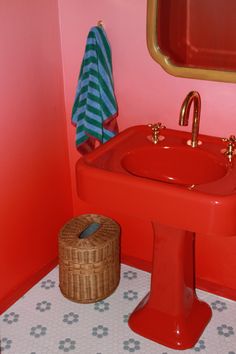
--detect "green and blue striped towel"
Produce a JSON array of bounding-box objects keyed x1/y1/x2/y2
[{"x1": 72, "y1": 26, "x2": 118, "y2": 154}]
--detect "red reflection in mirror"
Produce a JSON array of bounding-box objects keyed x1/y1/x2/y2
[{"x1": 157, "y1": 0, "x2": 236, "y2": 71}]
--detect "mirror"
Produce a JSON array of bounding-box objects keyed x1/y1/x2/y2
[{"x1": 147, "y1": 0, "x2": 236, "y2": 83}]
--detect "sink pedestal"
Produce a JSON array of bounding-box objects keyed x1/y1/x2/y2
[{"x1": 128, "y1": 222, "x2": 212, "y2": 350}]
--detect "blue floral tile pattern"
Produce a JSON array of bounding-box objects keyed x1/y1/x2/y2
[
  {"x1": 2, "y1": 312, "x2": 19, "y2": 324},
  {"x1": 63, "y1": 312, "x2": 79, "y2": 325},
  {"x1": 36, "y1": 301, "x2": 51, "y2": 312},
  {"x1": 58, "y1": 338, "x2": 76, "y2": 352},
  {"x1": 0, "y1": 337, "x2": 12, "y2": 351},
  {"x1": 1, "y1": 264, "x2": 236, "y2": 354},
  {"x1": 123, "y1": 290, "x2": 138, "y2": 301},
  {"x1": 193, "y1": 339, "x2": 206, "y2": 352},
  {"x1": 41, "y1": 279, "x2": 56, "y2": 290},
  {"x1": 217, "y1": 324, "x2": 234, "y2": 337},
  {"x1": 123, "y1": 314, "x2": 130, "y2": 323},
  {"x1": 30, "y1": 325, "x2": 47, "y2": 338},
  {"x1": 94, "y1": 300, "x2": 110, "y2": 312},
  {"x1": 123, "y1": 271, "x2": 137, "y2": 280},
  {"x1": 40, "y1": 279, "x2": 55, "y2": 289},
  {"x1": 123, "y1": 338, "x2": 141, "y2": 352},
  {"x1": 92, "y1": 325, "x2": 109, "y2": 338},
  {"x1": 211, "y1": 300, "x2": 227, "y2": 312}
]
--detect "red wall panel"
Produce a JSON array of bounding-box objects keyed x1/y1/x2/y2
[{"x1": 0, "y1": 0, "x2": 73, "y2": 313}]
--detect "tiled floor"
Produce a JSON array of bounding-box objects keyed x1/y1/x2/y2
[{"x1": 1, "y1": 264, "x2": 236, "y2": 354}]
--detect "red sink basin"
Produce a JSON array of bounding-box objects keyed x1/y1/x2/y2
[{"x1": 122, "y1": 145, "x2": 227, "y2": 186}]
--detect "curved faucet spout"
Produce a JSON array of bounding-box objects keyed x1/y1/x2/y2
[{"x1": 179, "y1": 91, "x2": 201, "y2": 148}]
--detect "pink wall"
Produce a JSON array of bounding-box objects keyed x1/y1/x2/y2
[
  {"x1": 0, "y1": 0, "x2": 73, "y2": 312},
  {"x1": 58, "y1": 0, "x2": 236, "y2": 299}
]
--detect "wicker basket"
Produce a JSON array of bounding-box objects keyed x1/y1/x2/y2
[{"x1": 58, "y1": 214, "x2": 120, "y2": 303}]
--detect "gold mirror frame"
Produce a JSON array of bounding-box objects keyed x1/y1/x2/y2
[{"x1": 147, "y1": 0, "x2": 236, "y2": 83}]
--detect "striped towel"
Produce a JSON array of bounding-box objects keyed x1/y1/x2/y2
[{"x1": 72, "y1": 26, "x2": 118, "y2": 154}]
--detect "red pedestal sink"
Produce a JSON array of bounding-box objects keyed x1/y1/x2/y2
[{"x1": 76, "y1": 125, "x2": 236, "y2": 349}]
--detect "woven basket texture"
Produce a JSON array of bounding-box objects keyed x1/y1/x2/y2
[{"x1": 59, "y1": 214, "x2": 120, "y2": 303}]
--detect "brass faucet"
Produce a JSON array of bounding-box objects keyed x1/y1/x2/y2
[{"x1": 179, "y1": 91, "x2": 201, "y2": 148}]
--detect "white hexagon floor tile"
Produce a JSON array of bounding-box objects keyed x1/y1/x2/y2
[{"x1": 1, "y1": 264, "x2": 236, "y2": 354}]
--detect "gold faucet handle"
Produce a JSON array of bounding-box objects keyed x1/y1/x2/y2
[
  {"x1": 221, "y1": 135, "x2": 236, "y2": 162},
  {"x1": 222, "y1": 135, "x2": 236, "y2": 144},
  {"x1": 148, "y1": 122, "x2": 166, "y2": 132},
  {"x1": 147, "y1": 123, "x2": 166, "y2": 144}
]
